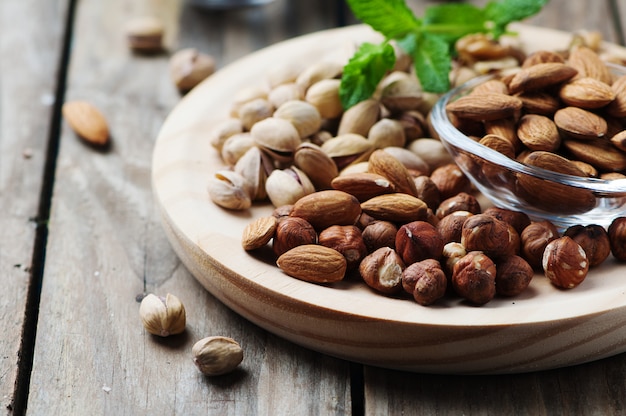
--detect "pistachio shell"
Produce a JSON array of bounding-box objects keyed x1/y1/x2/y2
[
  {"x1": 250, "y1": 117, "x2": 301, "y2": 163},
  {"x1": 296, "y1": 60, "x2": 343, "y2": 91},
  {"x1": 238, "y1": 98, "x2": 274, "y2": 130},
  {"x1": 234, "y1": 146, "x2": 272, "y2": 201},
  {"x1": 230, "y1": 85, "x2": 269, "y2": 117},
  {"x1": 265, "y1": 167, "x2": 315, "y2": 207},
  {"x1": 337, "y1": 99, "x2": 381, "y2": 136},
  {"x1": 294, "y1": 142, "x2": 339, "y2": 190},
  {"x1": 268, "y1": 83, "x2": 304, "y2": 109},
  {"x1": 321, "y1": 133, "x2": 374, "y2": 170},
  {"x1": 380, "y1": 74, "x2": 424, "y2": 113},
  {"x1": 274, "y1": 100, "x2": 322, "y2": 139},
  {"x1": 207, "y1": 170, "x2": 252, "y2": 210},
  {"x1": 209, "y1": 117, "x2": 244, "y2": 152},
  {"x1": 382, "y1": 146, "x2": 430, "y2": 175},
  {"x1": 221, "y1": 132, "x2": 255, "y2": 166},
  {"x1": 368, "y1": 118, "x2": 406, "y2": 149},
  {"x1": 305, "y1": 79, "x2": 343, "y2": 119}
]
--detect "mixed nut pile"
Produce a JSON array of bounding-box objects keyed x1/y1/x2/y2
[{"x1": 206, "y1": 32, "x2": 626, "y2": 306}]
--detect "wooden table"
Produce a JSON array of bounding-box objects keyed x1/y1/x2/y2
[{"x1": 2, "y1": 0, "x2": 625, "y2": 414}]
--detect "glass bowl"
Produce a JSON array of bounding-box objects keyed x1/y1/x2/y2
[{"x1": 430, "y1": 67, "x2": 626, "y2": 230}]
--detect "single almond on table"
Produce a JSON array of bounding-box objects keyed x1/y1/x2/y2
[
  {"x1": 241, "y1": 216, "x2": 278, "y2": 251},
  {"x1": 62, "y1": 100, "x2": 110, "y2": 146}
]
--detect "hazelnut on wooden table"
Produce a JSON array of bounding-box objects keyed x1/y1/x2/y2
[
  {"x1": 319, "y1": 225, "x2": 367, "y2": 270},
  {"x1": 461, "y1": 214, "x2": 514, "y2": 260},
  {"x1": 362, "y1": 221, "x2": 397, "y2": 252},
  {"x1": 495, "y1": 255, "x2": 534, "y2": 296},
  {"x1": 520, "y1": 220, "x2": 560, "y2": 270},
  {"x1": 563, "y1": 224, "x2": 611, "y2": 267}
]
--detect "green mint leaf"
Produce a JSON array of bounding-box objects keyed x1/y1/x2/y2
[
  {"x1": 423, "y1": 3, "x2": 487, "y2": 42},
  {"x1": 346, "y1": 0, "x2": 421, "y2": 39},
  {"x1": 339, "y1": 42, "x2": 396, "y2": 109},
  {"x1": 485, "y1": 0, "x2": 549, "y2": 37},
  {"x1": 402, "y1": 33, "x2": 451, "y2": 93}
]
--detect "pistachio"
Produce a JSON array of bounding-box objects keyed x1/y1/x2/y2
[
  {"x1": 220, "y1": 132, "x2": 255, "y2": 166},
  {"x1": 367, "y1": 118, "x2": 406, "y2": 149},
  {"x1": 273, "y1": 100, "x2": 322, "y2": 139},
  {"x1": 250, "y1": 117, "x2": 301, "y2": 164},
  {"x1": 169, "y1": 48, "x2": 216, "y2": 92},
  {"x1": 238, "y1": 98, "x2": 274, "y2": 131},
  {"x1": 207, "y1": 170, "x2": 252, "y2": 210},
  {"x1": 321, "y1": 133, "x2": 374, "y2": 170},
  {"x1": 295, "y1": 60, "x2": 344, "y2": 91},
  {"x1": 293, "y1": 142, "x2": 338, "y2": 190},
  {"x1": 337, "y1": 99, "x2": 381, "y2": 136},
  {"x1": 265, "y1": 166, "x2": 315, "y2": 207},
  {"x1": 305, "y1": 79, "x2": 343, "y2": 119},
  {"x1": 192, "y1": 336, "x2": 243, "y2": 376},
  {"x1": 234, "y1": 146, "x2": 272, "y2": 201},
  {"x1": 268, "y1": 83, "x2": 304, "y2": 109},
  {"x1": 380, "y1": 73, "x2": 424, "y2": 113},
  {"x1": 230, "y1": 85, "x2": 269, "y2": 118},
  {"x1": 209, "y1": 118, "x2": 244, "y2": 152},
  {"x1": 126, "y1": 16, "x2": 164, "y2": 53},
  {"x1": 139, "y1": 293, "x2": 186, "y2": 337}
]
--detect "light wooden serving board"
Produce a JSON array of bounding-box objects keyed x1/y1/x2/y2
[{"x1": 152, "y1": 24, "x2": 626, "y2": 374}]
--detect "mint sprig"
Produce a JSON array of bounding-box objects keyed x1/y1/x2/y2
[{"x1": 340, "y1": 0, "x2": 548, "y2": 109}]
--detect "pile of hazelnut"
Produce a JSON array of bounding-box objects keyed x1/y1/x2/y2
[{"x1": 241, "y1": 150, "x2": 626, "y2": 306}]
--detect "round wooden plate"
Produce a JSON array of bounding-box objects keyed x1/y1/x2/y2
[{"x1": 152, "y1": 24, "x2": 626, "y2": 374}]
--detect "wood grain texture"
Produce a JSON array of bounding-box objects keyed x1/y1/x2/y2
[
  {"x1": 26, "y1": 0, "x2": 351, "y2": 414},
  {"x1": 0, "y1": 0, "x2": 67, "y2": 411}
]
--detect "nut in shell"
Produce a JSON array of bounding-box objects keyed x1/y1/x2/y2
[
  {"x1": 207, "y1": 170, "x2": 252, "y2": 210},
  {"x1": 251, "y1": 117, "x2": 301, "y2": 164},
  {"x1": 274, "y1": 100, "x2": 322, "y2": 139},
  {"x1": 169, "y1": 48, "x2": 216, "y2": 92},
  {"x1": 126, "y1": 16, "x2": 164, "y2": 53},
  {"x1": 265, "y1": 167, "x2": 315, "y2": 208},
  {"x1": 192, "y1": 336, "x2": 243, "y2": 376},
  {"x1": 139, "y1": 293, "x2": 186, "y2": 337}
]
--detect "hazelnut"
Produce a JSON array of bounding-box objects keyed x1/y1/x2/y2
[
  {"x1": 413, "y1": 175, "x2": 441, "y2": 209},
  {"x1": 520, "y1": 220, "x2": 560, "y2": 269},
  {"x1": 436, "y1": 211, "x2": 473, "y2": 244},
  {"x1": 452, "y1": 251, "x2": 497, "y2": 305},
  {"x1": 563, "y1": 224, "x2": 611, "y2": 267},
  {"x1": 139, "y1": 293, "x2": 186, "y2": 337},
  {"x1": 359, "y1": 247, "x2": 405, "y2": 294},
  {"x1": 482, "y1": 207, "x2": 531, "y2": 235},
  {"x1": 495, "y1": 255, "x2": 534, "y2": 296},
  {"x1": 435, "y1": 192, "x2": 481, "y2": 219},
  {"x1": 395, "y1": 221, "x2": 445, "y2": 265},
  {"x1": 402, "y1": 259, "x2": 447, "y2": 306},
  {"x1": 272, "y1": 216, "x2": 317, "y2": 257},
  {"x1": 319, "y1": 225, "x2": 367, "y2": 270},
  {"x1": 429, "y1": 163, "x2": 472, "y2": 200},
  {"x1": 461, "y1": 214, "x2": 513, "y2": 260},
  {"x1": 192, "y1": 336, "x2": 243, "y2": 376},
  {"x1": 542, "y1": 236, "x2": 589, "y2": 289},
  {"x1": 608, "y1": 217, "x2": 626, "y2": 261},
  {"x1": 441, "y1": 242, "x2": 467, "y2": 279},
  {"x1": 357, "y1": 212, "x2": 378, "y2": 229},
  {"x1": 362, "y1": 221, "x2": 398, "y2": 252}
]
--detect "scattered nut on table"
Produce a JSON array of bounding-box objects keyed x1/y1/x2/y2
[
  {"x1": 192, "y1": 336, "x2": 243, "y2": 376},
  {"x1": 139, "y1": 293, "x2": 186, "y2": 337},
  {"x1": 169, "y1": 48, "x2": 216, "y2": 92},
  {"x1": 125, "y1": 16, "x2": 165, "y2": 53}
]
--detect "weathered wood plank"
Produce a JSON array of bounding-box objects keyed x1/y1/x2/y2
[
  {"x1": 0, "y1": 0, "x2": 68, "y2": 413},
  {"x1": 27, "y1": 0, "x2": 352, "y2": 414}
]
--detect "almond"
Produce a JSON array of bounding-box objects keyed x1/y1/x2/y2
[
  {"x1": 360, "y1": 193, "x2": 428, "y2": 223},
  {"x1": 558, "y1": 77, "x2": 615, "y2": 109},
  {"x1": 445, "y1": 92, "x2": 523, "y2": 121},
  {"x1": 508, "y1": 62, "x2": 578, "y2": 94},
  {"x1": 516, "y1": 114, "x2": 560, "y2": 152},
  {"x1": 567, "y1": 45, "x2": 612, "y2": 84},
  {"x1": 516, "y1": 91, "x2": 561, "y2": 116},
  {"x1": 276, "y1": 244, "x2": 347, "y2": 283},
  {"x1": 607, "y1": 75, "x2": 626, "y2": 117},
  {"x1": 62, "y1": 100, "x2": 110, "y2": 145},
  {"x1": 563, "y1": 138, "x2": 626, "y2": 172},
  {"x1": 516, "y1": 151, "x2": 596, "y2": 214},
  {"x1": 554, "y1": 106, "x2": 607, "y2": 140},
  {"x1": 367, "y1": 149, "x2": 418, "y2": 196},
  {"x1": 290, "y1": 190, "x2": 361, "y2": 230},
  {"x1": 241, "y1": 216, "x2": 278, "y2": 251},
  {"x1": 330, "y1": 172, "x2": 395, "y2": 202}
]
